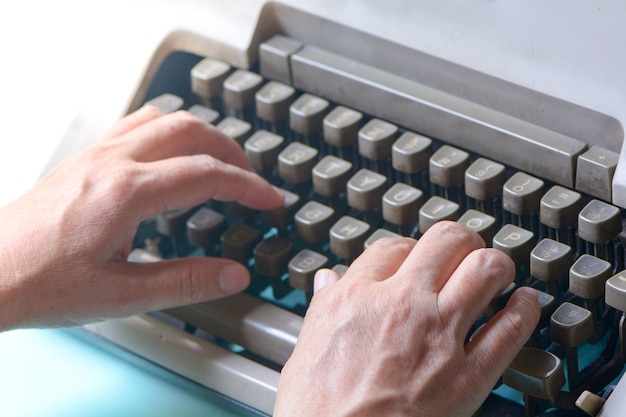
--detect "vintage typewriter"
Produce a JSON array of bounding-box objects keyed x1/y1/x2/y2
[{"x1": 47, "y1": 1, "x2": 626, "y2": 416}]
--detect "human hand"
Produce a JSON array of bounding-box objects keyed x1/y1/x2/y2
[
  {"x1": 0, "y1": 106, "x2": 284, "y2": 331},
  {"x1": 274, "y1": 221, "x2": 540, "y2": 417}
]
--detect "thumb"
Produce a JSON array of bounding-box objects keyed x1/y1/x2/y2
[{"x1": 109, "y1": 255, "x2": 251, "y2": 316}]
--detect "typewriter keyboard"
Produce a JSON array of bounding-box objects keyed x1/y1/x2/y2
[{"x1": 124, "y1": 35, "x2": 626, "y2": 417}]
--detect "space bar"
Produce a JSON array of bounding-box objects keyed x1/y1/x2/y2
[
  {"x1": 290, "y1": 45, "x2": 588, "y2": 188},
  {"x1": 165, "y1": 293, "x2": 303, "y2": 366},
  {"x1": 85, "y1": 315, "x2": 279, "y2": 415}
]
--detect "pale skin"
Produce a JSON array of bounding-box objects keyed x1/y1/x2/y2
[{"x1": 0, "y1": 107, "x2": 540, "y2": 416}]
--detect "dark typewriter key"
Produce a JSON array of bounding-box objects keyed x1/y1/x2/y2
[
  {"x1": 255, "y1": 80, "x2": 296, "y2": 123},
  {"x1": 244, "y1": 130, "x2": 285, "y2": 173},
  {"x1": 294, "y1": 201, "x2": 335, "y2": 244},
  {"x1": 464, "y1": 157, "x2": 506, "y2": 202},
  {"x1": 289, "y1": 93, "x2": 330, "y2": 136},
  {"x1": 418, "y1": 196, "x2": 461, "y2": 234},
  {"x1": 575, "y1": 145, "x2": 619, "y2": 202},
  {"x1": 530, "y1": 238, "x2": 573, "y2": 297},
  {"x1": 323, "y1": 105, "x2": 363, "y2": 148},
  {"x1": 188, "y1": 104, "x2": 220, "y2": 125},
  {"x1": 216, "y1": 117, "x2": 252, "y2": 146},
  {"x1": 457, "y1": 209, "x2": 497, "y2": 246},
  {"x1": 278, "y1": 142, "x2": 319, "y2": 184},
  {"x1": 382, "y1": 183, "x2": 424, "y2": 228},
  {"x1": 312, "y1": 155, "x2": 353, "y2": 197},
  {"x1": 190, "y1": 57, "x2": 230, "y2": 102},
  {"x1": 550, "y1": 302, "x2": 594, "y2": 347},
  {"x1": 261, "y1": 189, "x2": 300, "y2": 232},
  {"x1": 550, "y1": 302, "x2": 594, "y2": 389},
  {"x1": 537, "y1": 290, "x2": 557, "y2": 330},
  {"x1": 186, "y1": 206, "x2": 227, "y2": 251},
  {"x1": 221, "y1": 222, "x2": 262, "y2": 264},
  {"x1": 288, "y1": 249, "x2": 328, "y2": 292},
  {"x1": 346, "y1": 169, "x2": 387, "y2": 213},
  {"x1": 253, "y1": 237, "x2": 293, "y2": 279},
  {"x1": 358, "y1": 118, "x2": 398, "y2": 162},
  {"x1": 329, "y1": 215, "x2": 371, "y2": 260},
  {"x1": 492, "y1": 224, "x2": 534, "y2": 272},
  {"x1": 503, "y1": 347, "x2": 565, "y2": 403},
  {"x1": 364, "y1": 228, "x2": 402, "y2": 249},
  {"x1": 223, "y1": 69, "x2": 264, "y2": 114},
  {"x1": 144, "y1": 93, "x2": 184, "y2": 113}
]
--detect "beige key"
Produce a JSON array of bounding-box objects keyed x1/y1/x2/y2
[
  {"x1": 358, "y1": 118, "x2": 398, "y2": 161},
  {"x1": 382, "y1": 183, "x2": 424, "y2": 226},
  {"x1": 312, "y1": 155, "x2": 353, "y2": 197},
  {"x1": 216, "y1": 117, "x2": 252, "y2": 146},
  {"x1": 457, "y1": 210, "x2": 497, "y2": 245},
  {"x1": 419, "y1": 196, "x2": 461, "y2": 233},
  {"x1": 465, "y1": 157, "x2": 506, "y2": 201},
  {"x1": 261, "y1": 189, "x2": 300, "y2": 230},
  {"x1": 492, "y1": 224, "x2": 535, "y2": 267},
  {"x1": 329, "y1": 216, "x2": 370, "y2": 259},
  {"x1": 323, "y1": 106, "x2": 363, "y2": 148},
  {"x1": 429, "y1": 145, "x2": 470, "y2": 188},
  {"x1": 392, "y1": 131, "x2": 432, "y2": 174},
  {"x1": 569, "y1": 254, "x2": 612, "y2": 300},
  {"x1": 244, "y1": 130, "x2": 285, "y2": 172},
  {"x1": 575, "y1": 145, "x2": 619, "y2": 202},
  {"x1": 190, "y1": 57, "x2": 230, "y2": 100},
  {"x1": 188, "y1": 104, "x2": 220, "y2": 125},
  {"x1": 530, "y1": 238, "x2": 573, "y2": 288},
  {"x1": 578, "y1": 199, "x2": 622, "y2": 244},
  {"x1": 223, "y1": 69, "x2": 263, "y2": 110},
  {"x1": 347, "y1": 169, "x2": 387, "y2": 212},
  {"x1": 255, "y1": 81, "x2": 296, "y2": 123},
  {"x1": 606, "y1": 272, "x2": 626, "y2": 312},
  {"x1": 288, "y1": 249, "x2": 328, "y2": 292},
  {"x1": 294, "y1": 201, "x2": 335, "y2": 244},
  {"x1": 145, "y1": 93, "x2": 184, "y2": 113},
  {"x1": 550, "y1": 302, "x2": 594, "y2": 347},
  {"x1": 289, "y1": 93, "x2": 330, "y2": 135},
  {"x1": 364, "y1": 228, "x2": 403, "y2": 249},
  {"x1": 539, "y1": 185, "x2": 582, "y2": 230},
  {"x1": 278, "y1": 142, "x2": 319, "y2": 184},
  {"x1": 503, "y1": 172, "x2": 544, "y2": 216}
]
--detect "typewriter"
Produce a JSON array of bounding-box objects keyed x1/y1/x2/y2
[{"x1": 47, "y1": 1, "x2": 626, "y2": 416}]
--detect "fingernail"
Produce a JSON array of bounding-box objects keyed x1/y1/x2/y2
[
  {"x1": 219, "y1": 264, "x2": 250, "y2": 293},
  {"x1": 314, "y1": 269, "x2": 334, "y2": 294}
]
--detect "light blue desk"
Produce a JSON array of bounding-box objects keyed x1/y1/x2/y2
[{"x1": 0, "y1": 327, "x2": 261, "y2": 416}]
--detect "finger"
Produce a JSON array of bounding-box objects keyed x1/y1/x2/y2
[
  {"x1": 99, "y1": 106, "x2": 165, "y2": 141},
  {"x1": 464, "y1": 287, "x2": 540, "y2": 385},
  {"x1": 439, "y1": 248, "x2": 515, "y2": 336},
  {"x1": 117, "y1": 110, "x2": 252, "y2": 171},
  {"x1": 392, "y1": 221, "x2": 485, "y2": 292},
  {"x1": 102, "y1": 257, "x2": 252, "y2": 317},
  {"x1": 313, "y1": 268, "x2": 341, "y2": 294},
  {"x1": 134, "y1": 154, "x2": 284, "y2": 216},
  {"x1": 341, "y1": 237, "x2": 417, "y2": 284}
]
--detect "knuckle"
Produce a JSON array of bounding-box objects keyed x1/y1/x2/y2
[{"x1": 178, "y1": 262, "x2": 206, "y2": 304}]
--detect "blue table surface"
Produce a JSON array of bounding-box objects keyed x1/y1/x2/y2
[{"x1": 0, "y1": 326, "x2": 262, "y2": 416}]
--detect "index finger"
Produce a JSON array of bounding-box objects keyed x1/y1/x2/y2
[{"x1": 115, "y1": 110, "x2": 252, "y2": 171}]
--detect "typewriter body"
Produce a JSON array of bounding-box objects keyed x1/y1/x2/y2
[{"x1": 47, "y1": 1, "x2": 626, "y2": 416}]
